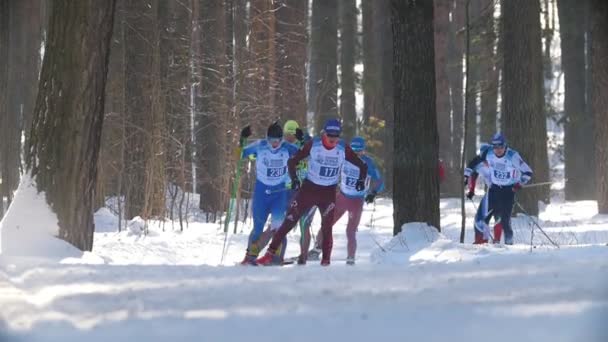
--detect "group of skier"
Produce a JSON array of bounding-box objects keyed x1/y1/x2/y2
[
  {"x1": 238, "y1": 118, "x2": 382, "y2": 266},
  {"x1": 236, "y1": 117, "x2": 533, "y2": 266}
]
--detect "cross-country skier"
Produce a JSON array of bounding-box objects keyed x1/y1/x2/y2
[
  {"x1": 464, "y1": 143, "x2": 492, "y2": 243},
  {"x1": 464, "y1": 133, "x2": 533, "y2": 245},
  {"x1": 305, "y1": 136, "x2": 384, "y2": 265},
  {"x1": 239, "y1": 122, "x2": 299, "y2": 265},
  {"x1": 256, "y1": 119, "x2": 368, "y2": 266}
]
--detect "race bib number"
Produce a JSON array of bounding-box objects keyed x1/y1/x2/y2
[
  {"x1": 267, "y1": 167, "x2": 286, "y2": 178},
  {"x1": 345, "y1": 177, "x2": 358, "y2": 187},
  {"x1": 320, "y1": 166, "x2": 339, "y2": 177},
  {"x1": 493, "y1": 170, "x2": 511, "y2": 180}
]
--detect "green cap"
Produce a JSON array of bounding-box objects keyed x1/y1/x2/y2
[{"x1": 283, "y1": 120, "x2": 299, "y2": 136}]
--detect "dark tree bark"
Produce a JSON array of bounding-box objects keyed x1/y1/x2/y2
[
  {"x1": 479, "y1": 0, "x2": 499, "y2": 141},
  {"x1": 197, "y1": 0, "x2": 229, "y2": 214},
  {"x1": 392, "y1": 0, "x2": 440, "y2": 234},
  {"x1": 558, "y1": 0, "x2": 595, "y2": 200},
  {"x1": 339, "y1": 0, "x2": 357, "y2": 139},
  {"x1": 25, "y1": 0, "x2": 115, "y2": 251},
  {"x1": 123, "y1": 0, "x2": 166, "y2": 220},
  {"x1": 591, "y1": 0, "x2": 608, "y2": 213},
  {"x1": 309, "y1": 0, "x2": 338, "y2": 135},
  {"x1": 275, "y1": 0, "x2": 308, "y2": 126},
  {"x1": 0, "y1": 0, "x2": 8, "y2": 216},
  {"x1": 361, "y1": 0, "x2": 376, "y2": 125},
  {"x1": 464, "y1": 0, "x2": 481, "y2": 161},
  {"x1": 502, "y1": 0, "x2": 550, "y2": 215},
  {"x1": 434, "y1": 0, "x2": 454, "y2": 195}
]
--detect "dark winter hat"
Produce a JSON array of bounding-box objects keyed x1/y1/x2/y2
[
  {"x1": 323, "y1": 119, "x2": 342, "y2": 137},
  {"x1": 350, "y1": 136, "x2": 366, "y2": 152},
  {"x1": 491, "y1": 133, "x2": 506, "y2": 147},
  {"x1": 267, "y1": 122, "x2": 283, "y2": 139}
]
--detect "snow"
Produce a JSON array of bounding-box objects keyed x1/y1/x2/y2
[
  {"x1": 0, "y1": 174, "x2": 81, "y2": 260},
  {"x1": 1, "y1": 194, "x2": 608, "y2": 342}
]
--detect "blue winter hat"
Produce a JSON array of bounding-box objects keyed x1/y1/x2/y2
[
  {"x1": 350, "y1": 136, "x2": 366, "y2": 152},
  {"x1": 323, "y1": 119, "x2": 342, "y2": 137},
  {"x1": 491, "y1": 133, "x2": 506, "y2": 147}
]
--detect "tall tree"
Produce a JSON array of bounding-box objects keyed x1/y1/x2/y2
[
  {"x1": 392, "y1": 0, "x2": 440, "y2": 233},
  {"x1": 196, "y1": 0, "x2": 229, "y2": 215},
  {"x1": 275, "y1": 0, "x2": 308, "y2": 126},
  {"x1": 373, "y1": 0, "x2": 394, "y2": 192},
  {"x1": 339, "y1": 0, "x2": 357, "y2": 139},
  {"x1": 24, "y1": 0, "x2": 115, "y2": 251},
  {"x1": 309, "y1": 0, "x2": 338, "y2": 134},
  {"x1": 591, "y1": 0, "x2": 608, "y2": 213},
  {"x1": 361, "y1": 0, "x2": 376, "y2": 125},
  {"x1": 448, "y1": 0, "x2": 465, "y2": 183},
  {"x1": 0, "y1": 0, "x2": 8, "y2": 216},
  {"x1": 558, "y1": 0, "x2": 595, "y2": 200},
  {"x1": 123, "y1": 0, "x2": 166, "y2": 220},
  {"x1": 502, "y1": 0, "x2": 550, "y2": 215},
  {"x1": 478, "y1": 0, "x2": 499, "y2": 140},
  {"x1": 434, "y1": 0, "x2": 454, "y2": 195}
]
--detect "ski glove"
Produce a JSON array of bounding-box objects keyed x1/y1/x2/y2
[
  {"x1": 291, "y1": 178, "x2": 301, "y2": 191},
  {"x1": 520, "y1": 174, "x2": 531, "y2": 185},
  {"x1": 240, "y1": 125, "x2": 252, "y2": 139},
  {"x1": 513, "y1": 183, "x2": 522, "y2": 192},
  {"x1": 295, "y1": 128, "x2": 304, "y2": 143},
  {"x1": 466, "y1": 190, "x2": 475, "y2": 200},
  {"x1": 463, "y1": 175, "x2": 470, "y2": 186},
  {"x1": 365, "y1": 192, "x2": 376, "y2": 204},
  {"x1": 355, "y1": 179, "x2": 365, "y2": 192}
]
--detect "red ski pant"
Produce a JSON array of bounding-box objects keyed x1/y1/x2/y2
[
  {"x1": 315, "y1": 192, "x2": 364, "y2": 259},
  {"x1": 267, "y1": 180, "x2": 337, "y2": 261}
]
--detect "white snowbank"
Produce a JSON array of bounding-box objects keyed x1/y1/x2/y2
[{"x1": 0, "y1": 174, "x2": 80, "y2": 259}]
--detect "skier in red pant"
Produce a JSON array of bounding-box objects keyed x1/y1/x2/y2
[{"x1": 256, "y1": 119, "x2": 368, "y2": 266}]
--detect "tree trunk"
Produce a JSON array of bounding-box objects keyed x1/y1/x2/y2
[
  {"x1": 558, "y1": 0, "x2": 595, "y2": 200},
  {"x1": 448, "y1": 0, "x2": 465, "y2": 186},
  {"x1": 0, "y1": 0, "x2": 8, "y2": 216},
  {"x1": 339, "y1": 0, "x2": 357, "y2": 140},
  {"x1": 591, "y1": 0, "x2": 608, "y2": 213},
  {"x1": 479, "y1": 0, "x2": 499, "y2": 141},
  {"x1": 197, "y1": 0, "x2": 229, "y2": 214},
  {"x1": 373, "y1": 0, "x2": 394, "y2": 192},
  {"x1": 275, "y1": 0, "x2": 308, "y2": 126},
  {"x1": 392, "y1": 0, "x2": 440, "y2": 234},
  {"x1": 123, "y1": 0, "x2": 166, "y2": 220},
  {"x1": 310, "y1": 0, "x2": 338, "y2": 135},
  {"x1": 25, "y1": 0, "x2": 115, "y2": 251},
  {"x1": 434, "y1": 0, "x2": 455, "y2": 196},
  {"x1": 502, "y1": 0, "x2": 550, "y2": 215},
  {"x1": 361, "y1": 0, "x2": 376, "y2": 125},
  {"x1": 464, "y1": 0, "x2": 481, "y2": 161}
]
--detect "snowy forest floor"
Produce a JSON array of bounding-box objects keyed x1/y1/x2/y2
[{"x1": 1, "y1": 195, "x2": 608, "y2": 342}]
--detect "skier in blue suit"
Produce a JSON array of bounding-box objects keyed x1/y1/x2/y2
[{"x1": 239, "y1": 122, "x2": 299, "y2": 265}]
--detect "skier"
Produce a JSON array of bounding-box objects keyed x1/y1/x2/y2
[
  {"x1": 464, "y1": 133, "x2": 532, "y2": 245},
  {"x1": 239, "y1": 122, "x2": 299, "y2": 265},
  {"x1": 464, "y1": 143, "x2": 492, "y2": 243},
  {"x1": 306, "y1": 136, "x2": 384, "y2": 265},
  {"x1": 256, "y1": 119, "x2": 368, "y2": 266}
]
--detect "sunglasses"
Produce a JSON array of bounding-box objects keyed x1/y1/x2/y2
[
  {"x1": 267, "y1": 137, "x2": 282, "y2": 144},
  {"x1": 492, "y1": 144, "x2": 506, "y2": 149}
]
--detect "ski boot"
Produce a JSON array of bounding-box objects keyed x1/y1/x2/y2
[
  {"x1": 240, "y1": 254, "x2": 258, "y2": 266},
  {"x1": 346, "y1": 257, "x2": 355, "y2": 265},
  {"x1": 307, "y1": 247, "x2": 321, "y2": 261},
  {"x1": 256, "y1": 251, "x2": 283, "y2": 266}
]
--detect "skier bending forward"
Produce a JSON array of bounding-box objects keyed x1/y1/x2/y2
[
  {"x1": 464, "y1": 133, "x2": 533, "y2": 245},
  {"x1": 257, "y1": 119, "x2": 368, "y2": 266}
]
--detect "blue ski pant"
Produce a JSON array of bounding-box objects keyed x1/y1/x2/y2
[
  {"x1": 475, "y1": 185, "x2": 515, "y2": 244},
  {"x1": 246, "y1": 181, "x2": 288, "y2": 257}
]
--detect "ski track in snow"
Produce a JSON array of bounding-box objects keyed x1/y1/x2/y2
[{"x1": 1, "y1": 197, "x2": 608, "y2": 342}]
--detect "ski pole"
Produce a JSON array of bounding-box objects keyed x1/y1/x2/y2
[
  {"x1": 221, "y1": 136, "x2": 248, "y2": 265},
  {"x1": 514, "y1": 201, "x2": 560, "y2": 248},
  {"x1": 468, "y1": 197, "x2": 495, "y2": 243},
  {"x1": 522, "y1": 181, "x2": 555, "y2": 189},
  {"x1": 367, "y1": 200, "x2": 387, "y2": 252}
]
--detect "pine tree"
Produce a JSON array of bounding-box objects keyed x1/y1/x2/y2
[
  {"x1": 25, "y1": 0, "x2": 116, "y2": 251},
  {"x1": 392, "y1": 0, "x2": 440, "y2": 233}
]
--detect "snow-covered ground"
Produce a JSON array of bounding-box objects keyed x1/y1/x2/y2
[{"x1": 1, "y1": 193, "x2": 608, "y2": 342}]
